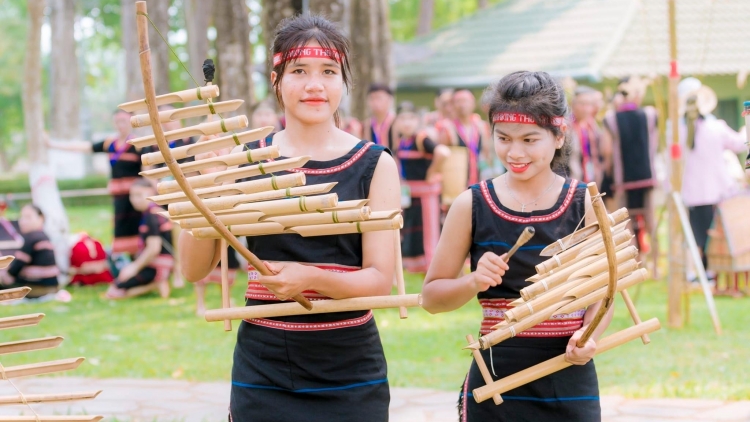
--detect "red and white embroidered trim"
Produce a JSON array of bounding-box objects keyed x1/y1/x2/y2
[
  {"x1": 480, "y1": 180, "x2": 578, "y2": 223},
  {"x1": 478, "y1": 298, "x2": 584, "y2": 336},
  {"x1": 492, "y1": 112, "x2": 565, "y2": 127},
  {"x1": 245, "y1": 263, "x2": 360, "y2": 301},
  {"x1": 260, "y1": 138, "x2": 374, "y2": 175},
  {"x1": 245, "y1": 310, "x2": 373, "y2": 332},
  {"x1": 273, "y1": 47, "x2": 343, "y2": 66}
]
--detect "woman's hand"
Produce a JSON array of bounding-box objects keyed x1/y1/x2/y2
[
  {"x1": 469, "y1": 252, "x2": 508, "y2": 293},
  {"x1": 259, "y1": 261, "x2": 315, "y2": 301},
  {"x1": 565, "y1": 328, "x2": 597, "y2": 365}
]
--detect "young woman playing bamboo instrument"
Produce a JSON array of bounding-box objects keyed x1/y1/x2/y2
[
  {"x1": 422, "y1": 71, "x2": 613, "y2": 421},
  {"x1": 178, "y1": 14, "x2": 400, "y2": 422}
]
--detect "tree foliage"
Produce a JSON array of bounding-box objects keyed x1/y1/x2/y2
[{"x1": 389, "y1": 0, "x2": 505, "y2": 42}]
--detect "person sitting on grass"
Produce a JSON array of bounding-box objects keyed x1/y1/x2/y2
[
  {"x1": 1, "y1": 204, "x2": 60, "y2": 300},
  {"x1": 105, "y1": 178, "x2": 173, "y2": 299}
]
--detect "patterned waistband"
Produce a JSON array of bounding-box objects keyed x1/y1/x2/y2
[
  {"x1": 246, "y1": 263, "x2": 360, "y2": 302},
  {"x1": 244, "y1": 310, "x2": 373, "y2": 332},
  {"x1": 479, "y1": 298, "x2": 585, "y2": 337}
]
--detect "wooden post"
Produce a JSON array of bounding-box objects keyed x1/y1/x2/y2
[
  {"x1": 220, "y1": 239, "x2": 232, "y2": 331},
  {"x1": 667, "y1": 0, "x2": 686, "y2": 328}
]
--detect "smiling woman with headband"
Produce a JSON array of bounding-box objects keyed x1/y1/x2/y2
[
  {"x1": 422, "y1": 71, "x2": 610, "y2": 421},
  {"x1": 178, "y1": 14, "x2": 400, "y2": 422}
]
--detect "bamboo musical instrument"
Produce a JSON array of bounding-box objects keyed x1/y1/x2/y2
[
  {"x1": 119, "y1": 85, "x2": 220, "y2": 112},
  {"x1": 534, "y1": 223, "x2": 630, "y2": 275},
  {"x1": 394, "y1": 230, "x2": 409, "y2": 319},
  {"x1": 149, "y1": 172, "x2": 305, "y2": 205},
  {"x1": 0, "y1": 418, "x2": 103, "y2": 422},
  {"x1": 0, "y1": 286, "x2": 33, "y2": 301},
  {"x1": 466, "y1": 335, "x2": 503, "y2": 405},
  {"x1": 141, "y1": 126, "x2": 274, "y2": 166},
  {"x1": 0, "y1": 391, "x2": 102, "y2": 406},
  {"x1": 128, "y1": 115, "x2": 249, "y2": 149},
  {"x1": 141, "y1": 145, "x2": 281, "y2": 179},
  {"x1": 220, "y1": 239, "x2": 231, "y2": 332},
  {"x1": 0, "y1": 313, "x2": 45, "y2": 330},
  {"x1": 539, "y1": 208, "x2": 629, "y2": 256},
  {"x1": 504, "y1": 227, "x2": 535, "y2": 262},
  {"x1": 206, "y1": 294, "x2": 421, "y2": 321},
  {"x1": 0, "y1": 256, "x2": 13, "y2": 269},
  {"x1": 131, "y1": 99, "x2": 244, "y2": 127},
  {"x1": 157, "y1": 156, "x2": 311, "y2": 194},
  {"x1": 472, "y1": 318, "x2": 661, "y2": 403},
  {"x1": 0, "y1": 336, "x2": 64, "y2": 355}
]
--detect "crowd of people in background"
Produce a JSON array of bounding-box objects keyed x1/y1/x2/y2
[{"x1": 1, "y1": 75, "x2": 746, "y2": 306}]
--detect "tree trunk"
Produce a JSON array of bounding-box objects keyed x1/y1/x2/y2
[
  {"x1": 416, "y1": 0, "x2": 434, "y2": 36},
  {"x1": 349, "y1": 0, "x2": 393, "y2": 121},
  {"x1": 310, "y1": 0, "x2": 346, "y2": 22},
  {"x1": 147, "y1": 0, "x2": 171, "y2": 95},
  {"x1": 122, "y1": 0, "x2": 143, "y2": 101},
  {"x1": 261, "y1": 0, "x2": 300, "y2": 83},
  {"x1": 478, "y1": 0, "x2": 489, "y2": 9},
  {"x1": 25, "y1": 0, "x2": 71, "y2": 283},
  {"x1": 185, "y1": 0, "x2": 212, "y2": 81},
  {"x1": 49, "y1": 0, "x2": 79, "y2": 143},
  {"x1": 214, "y1": 0, "x2": 254, "y2": 118}
]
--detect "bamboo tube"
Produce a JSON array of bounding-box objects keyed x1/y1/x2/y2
[
  {"x1": 0, "y1": 256, "x2": 13, "y2": 270},
  {"x1": 505, "y1": 259, "x2": 638, "y2": 323},
  {"x1": 521, "y1": 245, "x2": 637, "y2": 301},
  {"x1": 0, "y1": 314, "x2": 44, "y2": 330},
  {"x1": 119, "y1": 85, "x2": 220, "y2": 112},
  {"x1": 192, "y1": 222, "x2": 284, "y2": 239},
  {"x1": 128, "y1": 115, "x2": 249, "y2": 149},
  {"x1": 466, "y1": 334, "x2": 503, "y2": 405},
  {"x1": 394, "y1": 230, "x2": 408, "y2": 319},
  {"x1": 368, "y1": 210, "x2": 403, "y2": 220},
  {"x1": 529, "y1": 234, "x2": 632, "y2": 284},
  {"x1": 621, "y1": 289, "x2": 650, "y2": 344},
  {"x1": 534, "y1": 224, "x2": 631, "y2": 276},
  {"x1": 157, "y1": 156, "x2": 310, "y2": 194},
  {"x1": 262, "y1": 207, "x2": 370, "y2": 226},
  {"x1": 0, "y1": 336, "x2": 63, "y2": 355},
  {"x1": 131, "y1": 100, "x2": 244, "y2": 128},
  {"x1": 553, "y1": 269, "x2": 648, "y2": 316},
  {"x1": 0, "y1": 390, "x2": 101, "y2": 406},
  {"x1": 1, "y1": 357, "x2": 85, "y2": 379},
  {"x1": 288, "y1": 215, "x2": 403, "y2": 237},
  {"x1": 0, "y1": 287, "x2": 31, "y2": 302},
  {"x1": 472, "y1": 318, "x2": 661, "y2": 403},
  {"x1": 539, "y1": 208, "x2": 629, "y2": 256},
  {"x1": 134, "y1": 2, "x2": 311, "y2": 312},
  {"x1": 175, "y1": 199, "x2": 368, "y2": 229},
  {"x1": 142, "y1": 126, "x2": 274, "y2": 166},
  {"x1": 206, "y1": 293, "x2": 421, "y2": 321},
  {"x1": 141, "y1": 145, "x2": 280, "y2": 179},
  {"x1": 168, "y1": 184, "x2": 337, "y2": 216},
  {"x1": 0, "y1": 417, "x2": 103, "y2": 422},
  {"x1": 220, "y1": 239, "x2": 232, "y2": 332},
  {"x1": 150, "y1": 172, "x2": 304, "y2": 205},
  {"x1": 174, "y1": 194, "x2": 338, "y2": 222},
  {"x1": 505, "y1": 227, "x2": 535, "y2": 262}
]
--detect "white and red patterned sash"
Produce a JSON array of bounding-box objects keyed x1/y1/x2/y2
[
  {"x1": 245, "y1": 262, "x2": 360, "y2": 301},
  {"x1": 479, "y1": 298, "x2": 585, "y2": 337}
]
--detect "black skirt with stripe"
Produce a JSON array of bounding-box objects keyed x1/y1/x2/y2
[{"x1": 228, "y1": 136, "x2": 391, "y2": 422}]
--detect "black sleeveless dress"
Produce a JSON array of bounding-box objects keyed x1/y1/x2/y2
[
  {"x1": 228, "y1": 135, "x2": 390, "y2": 422},
  {"x1": 460, "y1": 178, "x2": 601, "y2": 422}
]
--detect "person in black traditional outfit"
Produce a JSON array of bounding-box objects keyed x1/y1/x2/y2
[
  {"x1": 422, "y1": 71, "x2": 611, "y2": 422},
  {"x1": 1, "y1": 204, "x2": 59, "y2": 299},
  {"x1": 179, "y1": 14, "x2": 400, "y2": 422},
  {"x1": 365, "y1": 83, "x2": 396, "y2": 149},
  {"x1": 394, "y1": 101, "x2": 450, "y2": 273},
  {"x1": 47, "y1": 110, "x2": 144, "y2": 256}
]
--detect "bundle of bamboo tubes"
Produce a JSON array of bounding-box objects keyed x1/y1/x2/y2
[
  {"x1": 463, "y1": 184, "x2": 661, "y2": 405},
  {"x1": 0, "y1": 257, "x2": 103, "y2": 420},
  {"x1": 128, "y1": 0, "x2": 417, "y2": 331}
]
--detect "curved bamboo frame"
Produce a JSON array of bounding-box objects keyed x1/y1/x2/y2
[{"x1": 134, "y1": 2, "x2": 312, "y2": 315}]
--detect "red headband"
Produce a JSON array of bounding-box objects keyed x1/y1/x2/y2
[
  {"x1": 273, "y1": 47, "x2": 343, "y2": 67},
  {"x1": 492, "y1": 112, "x2": 565, "y2": 127}
]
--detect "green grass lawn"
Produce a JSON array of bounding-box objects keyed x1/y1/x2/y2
[{"x1": 1, "y1": 204, "x2": 747, "y2": 399}]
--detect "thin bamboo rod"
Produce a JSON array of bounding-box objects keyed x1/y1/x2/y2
[
  {"x1": 1, "y1": 357, "x2": 85, "y2": 379},
  {"x1": 621, "y1": 289, "x2": 650, "y2": 344},
  {"x1": 0, "y1": 314, "x2": 45, "y2": 330},
  {"x1": 393, "y1": 229, "x2": 408, "y2": 318},
  {"x1": 157, "y1": 156, "x2": 310, "y2": 194},
  {"x1": 131, "y1": 99, "x2": 244, "y2": 127},
  {"x1": 205, "y1": 293, "x2": 421, "y2": 321},
  {"x1": 150, "y1": 172, "x2": 304, "y2": 205},
  {"x1": 540, "y1": 208, "x2": 629, "y2": 256},
  {"x1": 505, "y1": 227, "x2": 535, "y2": 262},
  {"x1": 142, "y1": 126, "x2": 274, "y2": 166},
  {"x1": 472, "y1": 318, "x2": 661, "y2": 403},
  {"x1": 168, "y1": 184, "x2": 337, "y2": 216},
  {"x1": 128, "y1": 116, "x2": 248, "y2": 149},
  {"x1": 288, "y1": 215, "x2": 403, "y2": 237},
  {"x1": 0, "y1": 336, "x2": 63, "y2": 355},
  {"x1": 119, "y1": 85, "x2": 220, "y2": 112},
  {"x1": 466, "y1": 334, "x2": 502, "y2": 405},
  {"x1": 134, "y1": 2, "x2": 311, "y2": 311},
  {"x1": 141, "y1": 145, "x2": 280, "y2": 179},
  {"x1": 0, "y1": 390, "x2": 101, "y2": 406},
  {"x1": 171, "y1": 193, "x2": 338, "y2": 220}
]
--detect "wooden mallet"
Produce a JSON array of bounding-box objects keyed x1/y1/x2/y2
[{"x1": 504, "y1": 227, "x2": 535, "y2": 262}]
